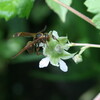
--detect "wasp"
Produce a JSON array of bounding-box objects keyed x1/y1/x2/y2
[{"x1": 12, "y1": 27, "x2": 50, "y2": 58}]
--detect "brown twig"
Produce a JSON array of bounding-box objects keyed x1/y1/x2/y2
[{"x1": 54, "y1": 0, "x2": 95, "y2": 27}]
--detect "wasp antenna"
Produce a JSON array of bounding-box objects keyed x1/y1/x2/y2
[
  {"x1": 43, "y1": 25, "x2": 47, "y2": 32},
  {"x1": 37, "y1": 25, "x2": 47, "y2": 33}
]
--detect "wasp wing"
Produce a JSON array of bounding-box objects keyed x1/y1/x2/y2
[{"x1": 13, "y1": 32, "x2": 36, "y2": 38}]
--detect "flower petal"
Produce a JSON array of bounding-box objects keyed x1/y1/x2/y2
[
  {"x1": 59, "y1": 60, "x2": 68, "y2": 72},
  {"x1": 52, "y1": 30, "x2": 59, "y2": 38},
  {"x1": 49, "y1": 56, "x2": 59, "y2": 66},
  {"x1": 58, "y1": 37, "x2": 68, "y2": 44},
  {"x1": 61, "y1": 51, "x2": 75, "y2": 60},
  {"x1": 39, "y1": 57, "x2": 50, "y2": 68}
]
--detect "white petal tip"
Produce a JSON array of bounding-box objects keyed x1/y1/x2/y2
[
  {"x1": 59, "y1": 60, "x2": 68, "y2": 72},
  {"x1": 52, "y1": 30, "x2": 59, "y2": 38},
  {"x1": 39, "y1": 57, "x2": 50, "y2": 68}
]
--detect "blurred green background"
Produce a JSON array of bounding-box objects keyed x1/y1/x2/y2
[{"x1": 0, "y1": 0, "x2": 100, "y2": 100}]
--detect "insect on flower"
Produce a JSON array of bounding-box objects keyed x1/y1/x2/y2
[
  {"x1": 13, "y1": 29, "x2": 75, "y2": 72},
  {"x1": 12, "y1": 27, "x2": 51, "y2": 58}
]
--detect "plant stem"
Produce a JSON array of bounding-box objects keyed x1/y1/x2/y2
[
  {"x1": 69, "y1": 43, "x2": 100, "y2": 48},
  {"x1": 54, "y1": 0, "x2": 95, "y2": 27}
]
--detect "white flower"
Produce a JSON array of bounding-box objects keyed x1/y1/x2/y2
[
  {"x1": 39, "y1": 57, "x2": 68, "y2": 72},
  {"x1": 39, "y1": 30, "x2": 75, "y2": 72}
]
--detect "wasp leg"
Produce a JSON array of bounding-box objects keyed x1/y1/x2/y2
[
  {"x1": 36, "y1": 47, "x2": 41, "y2": 55},
  {"x1": 41, "y1": 39, "x2": 46, "y2": 43},
  {"x1": 26, "y1": 41, "x2": 34, "y2": 54},
  {"x1": 12, "y1": 41, "x2": 33, "y2": 58},
  {"x1": 35, "y1": 42, "x2": 42, "y2": 55}
]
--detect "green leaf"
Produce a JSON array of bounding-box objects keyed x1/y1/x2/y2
[
  {"x1": 84, "y1": 0, "x2": 100, "y2": 29},
  {"x1": 92, "y1": 14, "x2": 100, "y2": 29},
  {"x1": 45, "y1": 0, "x2": 72, "y2": 22},
  {"x1": 17, "y1": 0, "x2": 35, "y2": 18},
  {"x1": 84, "y1": 0, "x2": 100, "y2": 14},
  {"x1": 0, "y1": 0, "x2": 35, "y2": 20}
]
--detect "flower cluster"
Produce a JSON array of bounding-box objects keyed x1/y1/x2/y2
[{"x1": 39, "y1": 31, "x2": 75, "y2": 72}]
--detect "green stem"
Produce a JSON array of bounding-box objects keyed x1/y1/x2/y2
[
  {"x1": 54, "y1": 0, "x2": 95, "y2": 27},
  {"x1": 69, "y1": 43, "x2": 100, "y2": 48}
]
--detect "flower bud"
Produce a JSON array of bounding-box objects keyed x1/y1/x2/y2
[{"x1": 73, "y1": 54, "x2": 83, "y2": 64}]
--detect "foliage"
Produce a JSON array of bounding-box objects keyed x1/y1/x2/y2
[
  {"x1": 0, "y1": 0, "x2": 100, "y2": 30},
  {"x1": 84, "y1": 0, "x2": 100, "y2": 29},
  {"x1": 0, "y1": 0, "x2": 35, "y2": 20},
  {"x1": 45, "y1": 0, "x2": 72, "y2": 22}
]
